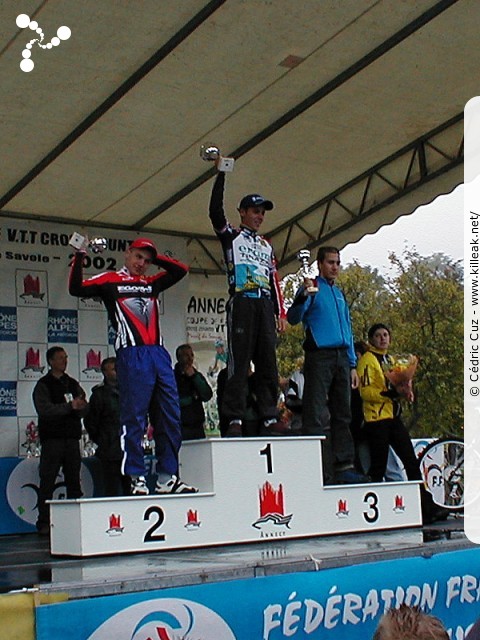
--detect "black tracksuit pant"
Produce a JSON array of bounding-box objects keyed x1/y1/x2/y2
[{"x1": 223, "y1": 295, "x2": 278, "y2": 423}]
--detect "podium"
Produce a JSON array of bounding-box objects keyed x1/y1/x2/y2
[{"x1": 49, "y1": 437, "x2": 422, "y2": 556}]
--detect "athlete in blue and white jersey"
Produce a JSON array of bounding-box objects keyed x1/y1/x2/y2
[{"x1": 209, "y1": 170, "x2": 288, "y2": 436}]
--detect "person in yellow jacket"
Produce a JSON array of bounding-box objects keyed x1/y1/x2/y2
[{"x1": 357, "y1": 323, "x2": 449, "y2": 524}]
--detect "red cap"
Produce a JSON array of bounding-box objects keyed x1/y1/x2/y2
[{"x1": 129, "y1": 238, "x2": 158, "y2": 259}]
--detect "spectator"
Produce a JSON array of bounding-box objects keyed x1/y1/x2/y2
[
  {"x1": 208, "y1": 165, "x2": 289, "y2": 437},
  {"x1": 32, "y1": 347, "x2": 87, "y2": 535},
  {"x1": 287, "y1": 246, "x2": 367, "y2": 484},
  {"x1": 372, "y1": 604, "x2": 448, "y2": 640},
  {"x1": 69, "y1": 237, "x2": 197, "y2": 496},
  {"x1": 352, "y1": 340, "x2": 406, "y2": 480},
  {"x1": 174, "y1": 344, "x2": 213, "y2": 440},
  {"x1": 358, "y1": 323, "x2": 449, "y2": 523},
  {"x1": 84, "y1": 357, "x2": 130, "y2": 496}
]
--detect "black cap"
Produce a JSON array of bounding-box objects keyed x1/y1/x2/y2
[{"x1": 238, "y1": 194, "x2": 274, "y2": 211}]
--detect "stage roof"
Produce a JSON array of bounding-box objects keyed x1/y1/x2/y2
[{"x1": 0, "y1": 0, "x2": 470, "y2": 275}]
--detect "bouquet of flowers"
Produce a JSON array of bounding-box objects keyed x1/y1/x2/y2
[{"x1": 382, "y1": 354, "x2": 418, "y2": 402}]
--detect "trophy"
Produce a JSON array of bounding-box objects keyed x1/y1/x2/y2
[
  {"x1": 200, "y1": 143, "x2": 235, "y2": 172},
  {"x1": 296, "y1": 249, "x2": 318, "y2": 295},
  {"x1": 69, "y1": 233, "x2": 108, "y2": 253}
]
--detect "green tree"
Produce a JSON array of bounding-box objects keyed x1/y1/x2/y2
[
  {"x1": 336, "y1": 261, "x2": 390, "y2": 343},
  {"x1": 385, "y1": 249, "x2": 463, "y2": 437},
  {"x1": 277, "y1": 270, "x2": 307, "y2": 378}
]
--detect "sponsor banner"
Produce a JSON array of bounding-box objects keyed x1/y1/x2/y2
[
  {"x1": 186, "y1": 293, "x2": 227, "y2": 343},
  {"x1": 0, "y1": 306, "x2": 17, "y2": 341},
  {"x1": 0, "y1": 381, "x2": 17, "y2": 417},
  {"x1": 0, "y1": 219, "x2": 188, "y2": 457},
  {"x1": 47, "y1": 309, "x2": 78, "y2": 343},
  {"x1": 0, "y1": 456, "x2": 101, "y2": 534},
  {"x1": 35, "y1": 548, "x2": 480, "y2": 639}
]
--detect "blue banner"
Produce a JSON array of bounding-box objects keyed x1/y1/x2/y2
[
  {"x1": 47, "y1": 308, "x2": 78, "y2": 343},
  {"x1": 0, "y1": 306, "x2": 17, "y2": 341},
  {"x1": 36, "y1": 547, "x2": 480, "y2": 639},
  {"x1": 0, "y1": 381, "x2": 17, "y2": 417}
]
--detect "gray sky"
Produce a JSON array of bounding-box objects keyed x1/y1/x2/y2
[{"x1": 341, "y1": 184, "x2": 463, "y2": 276}]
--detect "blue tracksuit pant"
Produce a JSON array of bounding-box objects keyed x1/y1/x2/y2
[{"x1": 116, "y1": 345, "x2": 181, "y2": 478}]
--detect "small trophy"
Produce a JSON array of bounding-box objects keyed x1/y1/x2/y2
[
  {"x1": 200, "y1": 143, "x2": 235, "y2": 172},
  {"x1": 297, "y1": 249, "x2": 318, "y2": 295},
  {"x1": 69, "y1": 233, "x2": 108, "y2": 253}
]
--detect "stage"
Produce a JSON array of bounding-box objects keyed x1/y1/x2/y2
[
  {"x1": 0, "y1": 515, "x2": 466, "y2": 598},
  {"x1": 0, "y1": 438, "x2": 474, "y2": 638}
]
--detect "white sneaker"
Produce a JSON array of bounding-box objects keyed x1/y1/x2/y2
[
  {"x1": 155, "y1": 474, "x2": 198, "y2": 494},
  {"x1": 130, "y1": 476, "x2": 149, "y2": 495}
]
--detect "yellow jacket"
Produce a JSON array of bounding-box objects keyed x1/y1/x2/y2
[{"x1": 357, "y1": 347, "x2": 397, "y2": 422}]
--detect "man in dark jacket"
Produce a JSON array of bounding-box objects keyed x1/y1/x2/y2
[
  {"x1": 32, "y1": 346, "x2": 88, "y2": 535},
  {"x1": 84, "y1": 357, "x2": 130, "y2": 496},
  {"x1": 174, "y1": 344, "x2": 213, "y2": 440}
]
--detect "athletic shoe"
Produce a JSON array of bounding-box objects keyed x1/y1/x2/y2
[
  {"x1": 130, "y1": 476, "x2": 149, "y2": 495},
  {"x1": 155, "y1": 474, "x2": 198, "y2": 494},
  {"x1": 225, "y1": 420, "x2": 243, "y2": 437}
]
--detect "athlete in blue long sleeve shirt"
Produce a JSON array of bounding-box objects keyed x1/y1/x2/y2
[{"x1": 287, "y1": 246, "x2": 366, "y2": 485}]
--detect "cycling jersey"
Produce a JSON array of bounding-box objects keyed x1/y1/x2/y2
[
  {"x1": 209, "y1": 172, "x2": 286, "y2": 319},
  {"x1": 69, "y1": 252, "x2": 188, "y2": 350}
]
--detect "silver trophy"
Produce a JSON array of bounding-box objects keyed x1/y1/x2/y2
[
  {"x1": 88, "y1": 237, "x2": 108, "y2": 253},
  {"x1": 200, "y1": 143, "x2": 235, "y2": 172},
  {"x1": 69, "y1": 233, "x2": 108, "y2": 253},
  {"x1": 200, "y1": 143, "x2": 220, "y2": 162},
  {"x1": 297, "y1": 249, "x2": 318, "y2": 295}
]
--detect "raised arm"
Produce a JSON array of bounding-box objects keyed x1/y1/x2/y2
[
  {"x1": 68, "y1": 251, "x2": 105, "y2": 298},
  {"x1": 151, "y1": 255, "x2": 189, "y2": 292},
  {"x1": 209, "y1": 171, "x2": 228, "y2": 232}
]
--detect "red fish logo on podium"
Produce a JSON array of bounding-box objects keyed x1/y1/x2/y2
[
  {"x1": 106, "y1": 513, "x2": 124, "y2": 536},
  {"x1": 185, "y1": 509, "x2": 201, "y2": 531},
  {"x1": 252, "y1": 481, "x2": 292, "y2": 530},
  {"x1": 336, "y1": 498, "x2": 349, "y2": 518},
  {"x1": 393, "y1": 494, "x2": 405, "y2": 513}
]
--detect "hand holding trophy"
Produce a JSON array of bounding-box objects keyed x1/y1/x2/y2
[
  {"x1": 200, "y1": 143, "x2": 235, "y2": 172},
  {"x1": 297, "y1": 249, "x2": 318, "y2": 295},
  {"x1": 69, "y1": 232, "x2": 108, "y2": 254}
]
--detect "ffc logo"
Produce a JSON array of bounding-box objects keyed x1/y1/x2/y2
[{"x1": 16, "y1": 14, "x2": 71, "y2": 72}]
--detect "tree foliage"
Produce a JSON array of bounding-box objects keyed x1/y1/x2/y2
[{"x1": 278, "y1": 249, "x2": 463, "y2": 438}]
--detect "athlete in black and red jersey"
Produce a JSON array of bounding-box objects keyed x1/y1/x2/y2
[
  {"x1": 209, "y1": 169, "x2": 289, "y2": 436},
  {"x1": 69, "y1": 238, "x2": 197, "y2": 496}
]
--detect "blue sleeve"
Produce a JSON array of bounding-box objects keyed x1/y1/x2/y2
[
  {"x1": 344, "y1": 302, "x2": 357, "y2": 368},
  {"x1": 286, "y1": 287, "x2": 311, "y2": 325}
]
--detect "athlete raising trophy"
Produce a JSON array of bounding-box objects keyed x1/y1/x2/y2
[{"x1": 200, "y1": 143, "x2": 235, "y2": 172}]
